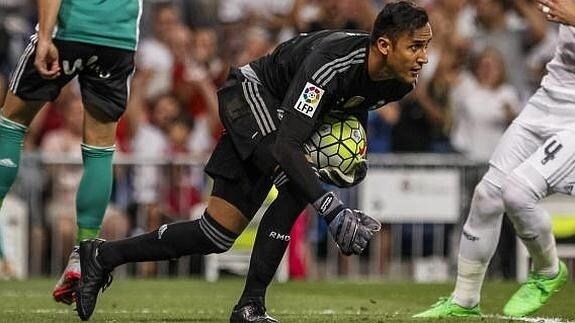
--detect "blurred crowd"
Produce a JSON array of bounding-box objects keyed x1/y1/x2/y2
[{"x1": 0, "y1": 0, "x2": 561, "y2": 277}]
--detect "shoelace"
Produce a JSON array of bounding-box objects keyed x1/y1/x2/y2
[
  {"x1": 523, "y1": 274, "x2": 550, "y2": 297},
  {"x1": 430, "y1": 297, "x2": 450, "y2": 308},
  {"x1": 101, "y1": 273, "x2": 113, "y2": 293},
  {"x1": 246, "y1": 303, "x2": 267, "y2": 316}
]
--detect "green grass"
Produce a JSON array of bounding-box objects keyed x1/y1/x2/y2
[{"x1": 0, "y1": 278, "x2": 573, "y2": 322}]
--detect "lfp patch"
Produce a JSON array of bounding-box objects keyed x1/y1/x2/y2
[{"x1": 294, "y1": 82, "x2": 325, "y2": 118}]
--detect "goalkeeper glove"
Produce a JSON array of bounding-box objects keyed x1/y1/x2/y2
[
  {"x1": 313, "y1": 191, "x2": 381, "y2": 255},
  {"x1": 318, "y1": 159, "x2": 367, "y2": 188}
]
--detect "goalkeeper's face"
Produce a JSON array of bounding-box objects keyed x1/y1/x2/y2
[{"x1": 379, "y1": 23, "x2": 432, "y2": 84}]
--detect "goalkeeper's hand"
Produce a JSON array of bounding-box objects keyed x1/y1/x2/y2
[
  {"x1": 313, "y1": 192, "x2": 381, "y2": 256},
  {"x1": 318, "y1": 159, "x2": 367, "y2": 188}
]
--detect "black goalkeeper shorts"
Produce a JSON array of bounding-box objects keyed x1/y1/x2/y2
[
  {"x1": 206, "y1": 132, "x2": 277, "y2": 220},
  {"x1": 9, "y1": 35, "x2": 135, "y2": 121},
  {"x1": 205, "y1": 69, "x2": 282, "y2": 218}
]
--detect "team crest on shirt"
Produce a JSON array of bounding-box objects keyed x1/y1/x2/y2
[{"x1": 295, "y1": 82, "x2": 325, "y2": 117}]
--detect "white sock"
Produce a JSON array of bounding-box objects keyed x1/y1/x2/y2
[
  {"x1": 453, "y1": 179, "x2": 504, "y2": 308},
  {"x1": 502, "y1": 172, "x2": 559, "y2": 278},
  {"x1": 522, "y1": 232, "x2": 559, "y2": 278},
  {"x1": 453, "y1": 256, "x2": 487, "y2": 308}
]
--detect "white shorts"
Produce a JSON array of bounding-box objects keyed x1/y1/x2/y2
[{"x1": 485, "y1": 88, "x2": 575, "y2": 196}]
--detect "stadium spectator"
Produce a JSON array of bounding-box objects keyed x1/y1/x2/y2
[
  {"x1": 366, "y1": 106, "x2": 400, "y2": 153},
  {"x1": 294, "y1": 0, "x2": 376, "y2": 32},
  {"x1": 391, "y1": 50, "x2": 459, "y2": 152},
  {"x1": 131, "y1": 93, "x2": 182, "y2": 222},
  {"x1": 467, "y1": 0, "x2": 548, "y2": 102},
  {"x1": 234, "y1": 26, "x2": 275, "y2": 67},
  {"x1": 137, "y1": 2, "x2": 183, "y2": 99},
  {"x1": 169, "y1": 25, "x2": 222, "y2": 141},
  {"x1": 218, "y1": 0, "x2": 295, "y2": 63},
  {"x1": 450, "y1": 47, "x2": 521, "y2": 162}
]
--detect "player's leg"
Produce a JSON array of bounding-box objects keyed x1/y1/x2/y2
[
  {"x1": 51, "y1": 42, "x2": 133, "y2": 305},
  {"x1": 73, "y1": 42, "x2": 137, "y2": 244},
  {"x1": 231, "y1": 179, "x2": 307, "y2": 323},
  {"x1": 92, "y1": 182, "x2": 266, "y2": 268},
  {"x1": 89, "y1": 132, "x2": 273, "y2": 267},
  {"x1": 76, "y1": 135, "x2": 274, "y2": 320},
  {"x1": 0, "y1": 34, "x2": 57, "y2": 209},
  {"x1": 51, "y1": 103, "x2": 118, "y2": 306},
  {"x1": 0, "y1": 93, "x2": 44, "y2": 208},
  {"x1": 75, "y1": 105, "x2": 117, "y2": 242},
  {"x1": 1, "y1": 35, "x2": 80, "y2": 303},
  {"x1": 414, "y1": 122, "x2": 542, "y2": 318},
  {"x1": 502, "y1": 132, "x2": 572, "y2": 317}
]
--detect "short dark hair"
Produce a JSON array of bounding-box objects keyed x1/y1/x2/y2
[{"x1": 370, "y1": 1, "x2": 429, "y2": 45}]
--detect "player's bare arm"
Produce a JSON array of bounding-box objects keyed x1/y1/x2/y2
[
  {"x1": 537, "y1": 0, "x2": 575, "y2": 25},
  {"x1": 35, "y1": 0, "x2": 62, "y2": 79}
]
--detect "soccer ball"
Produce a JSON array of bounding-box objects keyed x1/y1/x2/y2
[{"x1": 304, "y1": 113, "x2": 367, "y2": 175}]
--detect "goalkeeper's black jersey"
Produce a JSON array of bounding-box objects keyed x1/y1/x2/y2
[
  {"x1": 239, "y1": 30, "x2": 415, "y2": 203},
  {"x1": 249, "y1": 30, "x2": 414, "y2": 122}
]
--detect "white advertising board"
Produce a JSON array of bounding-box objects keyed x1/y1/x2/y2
[{"x1": 359, "y1": 168, "x2": 460, "y2": 223}]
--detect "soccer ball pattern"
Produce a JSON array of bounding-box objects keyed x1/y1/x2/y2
[{"x1": 304, "y1": 113, "x2": 367, "y2": 175}]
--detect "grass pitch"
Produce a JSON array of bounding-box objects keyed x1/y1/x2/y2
[{"x1": 0, "y1": 278, "x2": 573, "y2": 322}]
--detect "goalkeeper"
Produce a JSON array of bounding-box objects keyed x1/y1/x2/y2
[{"x1": 77, "y1": 1, "x2": 432, "y2": 322}]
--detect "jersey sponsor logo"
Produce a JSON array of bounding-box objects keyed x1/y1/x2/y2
[
  {"x1": 343, "y1": 96, "x2": 365, "y2": 108},
  {"x1": 541, "y1": 139, "x2": 563, "y2": 165},
  {"x1": 269, "y1": 231, "x2": 290, "y2": 241},
  {"x1": 62, "y1": 55, "x2": 111, "y2": 78},
  {"x1": 294, "y1": 82, "x2": 324, "y2": 118}
]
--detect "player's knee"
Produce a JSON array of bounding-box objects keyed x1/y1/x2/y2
[
  {"x1": 199, "y1": 212, "x2": 238, "y2": 254},
  {"x1": 501, "y1": 176, "x2": 537, "y2": 215},
  {"x1": 501, "y1": 175, "x2": 550, "y2": 239},
  {"x1": 472, "y1": 180, "x2": 504, "y2": 217}
]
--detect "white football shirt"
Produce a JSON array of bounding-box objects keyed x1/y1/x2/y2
[{"x1": 541, "y1": 25, "x2": 575, "y2": 100}]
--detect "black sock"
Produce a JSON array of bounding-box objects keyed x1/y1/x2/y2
[
  {"x1": 98, "y1": 212, "x2": 238, "y2": 270},
  {"x1": 238, "y1": 189, "x2": 306, "y2": 306}
]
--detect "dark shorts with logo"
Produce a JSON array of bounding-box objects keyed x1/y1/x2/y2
[
  {"x1": 8, "y1": 35, "x2": 135, "y2": 121},
  {"x1": 205, "y1": 69, "x2": 281, "y2": 219}
]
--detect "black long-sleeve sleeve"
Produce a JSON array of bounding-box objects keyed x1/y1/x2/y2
[{"x1": 272, "y1": 51, "x2": 339, "y2": 203}]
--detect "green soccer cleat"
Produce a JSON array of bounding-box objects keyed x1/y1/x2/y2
[
  {"x1": 412, "y1": 296, "x2": 481, "y2": 318},
  {"x1": 503, "y1": 261, "x2": 568, "y2": 317}
]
